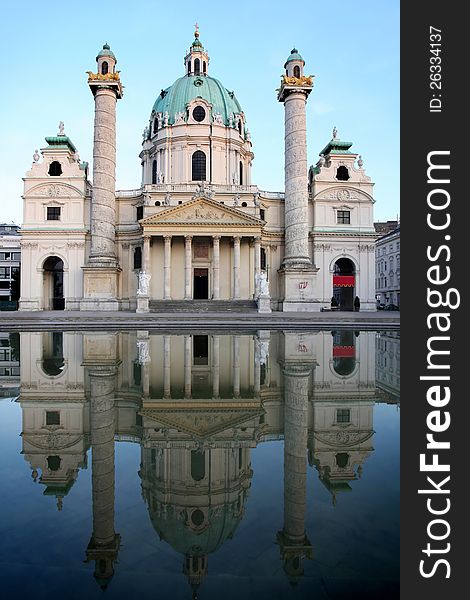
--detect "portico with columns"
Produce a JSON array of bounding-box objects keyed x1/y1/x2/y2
[{"x1": 138, "y1": 196, "x2": 264, "y2": 302}]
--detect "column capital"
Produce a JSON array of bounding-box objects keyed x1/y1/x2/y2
[
  {"x1": 163, "y1": 234, "x2": 172, "y2": 242},
  {"x1": 185, "y1": 235, "x2": 193, "y2": 242},
  {"x1": 212, "y1": 235, "x2": 221, "y2": 242},
  {"x1": 143, "y1": 234, "x2": 152, "y2": 242},
  {"x1": 233, "y1": 235, "x2": 241, "y2": 244}
]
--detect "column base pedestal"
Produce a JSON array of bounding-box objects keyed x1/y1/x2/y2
[
  {"x1": 80, "y1": 266, "x2": 121, "y2": 312},
  {"x1": 257, "y1": 295, "x2": 272, "y2": 313},
  {"x1": 136, "y1": 296, "x2": 150, "y2": 313},
  {"x1": 278, "y1": 267, "x2": 320, "y2": 312}
]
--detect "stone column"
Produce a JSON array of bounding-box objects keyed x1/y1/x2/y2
[
  {"x1": 163, "y1": 335, "x2": 171, "y2": 398},
  {"x1": 233, "y1": 335, "x2": 240, "y2": 398},
  {"x1": 277, "y1": 360, "x2": 313, "y2": 579},
  {"x1": 184, "y1": 335, "x2": 192, "y2": 398},
  {"x1": 143, "y1": 235, "x2": 151, "y2": 272},
  {"x1": 89, "y1": 87, "x2": 119, "y2": 267},
  {"x1": 212, "y1": 335, "x2": 220, "y2": 398},
  {"x1": 184, "y1": 236, "x2": 193, "y2": 300},
  {"x1": 276, "y1": 63, "x2": 318, "y2": 312},
  {"x1": 212, "y1": 236, "x2": 220, "y2": 300},
  {"x1": 233, "y1": 236, "x2": 241, "y2": 300},
  {"x1": 254, "y1": 236, "x2": 261, "y2": 297},
  {"x1": 81, "y1": 63, "x2": 123, "y2": 311},
  {"x1": 163, "y1": 235, "x2": 172, "y2": 300},
  {"x1": 281, "y1": 91, "x2": 311, "y2": 269}
]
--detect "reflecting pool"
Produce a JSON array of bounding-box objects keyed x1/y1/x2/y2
[{"x1": 0, "y1": 329, "x2": 399, "y2": 599}]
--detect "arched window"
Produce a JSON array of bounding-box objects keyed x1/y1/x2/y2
[
  {"x1": 188, "y1": 60, "x2": 191, "y2": 74},
  {"x1": 153, "y1": 117, "x2": 158, "y2": 133},
  {"x1": 152, "y1": 160, "x2": 157, "y2": 184},
  {"x1": 48, "y1": 161, "x2": 62, "y2": 176},
  {"x1": 194, "y1": 58, "x2": 200, "y2": 75},
  {"x1": 192, "y1": 150, "x2": 206, "y2": 181},
  {"x1": 203, "y1": 61, "x2": 207, "y2": 73},
  {"x1": 191, "y1": 450, "x2": 205, "y2": 481},
  {"x1": 335, "y1": 453, "x2": 349, "y2": 468},
  {"x1": 133, "y1": 247, "x2": 142, "y2": 269},
  {"x1": 293, "y1": 65, "x2": 301, "y2": 78},
  {"x1": 47, "y1": 456, "x2": 61, "y2": 471},
  {"x1": 239, "y1": 161, "x2": 243, "y2": 185},
  {"x1": 336, "y1": 165, "x2": 350, "y2": 181},
  {"x1": 102, "y1": 61, "x2": 108, "y2": 75}
]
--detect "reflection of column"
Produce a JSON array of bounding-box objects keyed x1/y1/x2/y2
[
  {"x1": 163, "y1": 235, "x2": 172, "y2": 300},
  {"x1": 254, "y1": 236, "x2": 261, "y2": 297},
  {"x1": 233, "y1": 236, "x2": 241, "y2": 300},
  {"x1": 277, "y1": 362, "x2": 313, "y2": 580},
  {"x1": 163, "y1": 335, "x2": 171, "y2": 398},
  {"x1": 212, "y1": 335, "x2": 220, "y2": 398},
  {"x1": 184, "y1": 335, "x2": 192, "y2": 398},
  {"x1": 254, "y1": 342, "x2": 261, "y2": 396},
  {"x1": 233, "y1": 335, "x2": 240, "y2": 398},
  {"x1": 184, "y1": 236, "x2": 193, "y2": 300},
  {"x1": 86, "y1": 365, "x2": 121, "y2": 589},
  {"x1": 212, "y1": 236, "x2": 220, "y2": 300}
]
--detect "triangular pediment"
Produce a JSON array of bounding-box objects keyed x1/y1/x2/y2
[
  {"x1": 140, "y1": 405, "x2": 265, "y2": 438},
  {"x1": 140, "y1": 197, "x2": 263, "y2": 227}
]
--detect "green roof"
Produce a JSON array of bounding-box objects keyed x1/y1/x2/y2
[
  {"x1": 96, "y1": 43, "x2": 116, "y2": 62},
  {"x1": 285, "y1": 48, "x2": 305, "y2": 66},
  {"x1": 152, "y1": 74, "x2": 243, "y2": 126},
  {"x1": 320, "y1": 139, "x2": 354, "y2": 156},
  {"x1": 45, "y1": 135, "x2": 77, "y2": 153}
]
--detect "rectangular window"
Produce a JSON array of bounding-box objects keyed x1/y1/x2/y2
[
  {"x1": 337, "y1": 210, "x2": 350, "y2": 224},
  {"x1": 12, "y1": 253, "x2": 21, "y2": 261},
  {"x1": 46, "y1": 411, "x2": 60, "y2": 426},
  {"x1": 136, "y1": 206, "x2": 144, "y2": 221},
  {"x1": 0, "y1": 267, "x2": 9, "y2": 279},
  {"x1": 336, "y1": 408, "x2": 351, "y2": 423},
  {"x1": 0, "y1": 252, "x2": 11, "y2": 260},
  {"x1": 47, "y1": 207, "x2": 61, "y2": 221}
]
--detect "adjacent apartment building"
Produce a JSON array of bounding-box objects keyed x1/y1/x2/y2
[
  {"x1": 0, "y1": 223, "x2": 21, "y2": 305},
  {"x1": 375, "y1": 224, "x2": 400, "y2": 308}
]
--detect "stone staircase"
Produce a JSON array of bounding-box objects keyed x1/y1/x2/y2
[{"x1": 149, "y1": 300, "x2": 258, "y2": 313}]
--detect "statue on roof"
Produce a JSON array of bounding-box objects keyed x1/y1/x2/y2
[
  {"x1": 332, "y1": 126, "x2": 338, "y2": 139},
  {"x1": 58, "y1": 121, "x2": 65, "y2": 136},
  {"x1": 33, "y1": 149, "x2": 40, "y2": 163},
  {"x1": 358, "y1": 155, "x2": 364, "y2": 168}
]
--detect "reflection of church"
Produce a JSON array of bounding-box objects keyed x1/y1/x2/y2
[
  {"x1": 18, "y1": 328, "x2": 382, "y2": 593},
  {"x1": 19, "y1": 28, "x2": 377, "y2": 313}
]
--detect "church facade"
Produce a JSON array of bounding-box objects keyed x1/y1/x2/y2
[{"x1": 19, "y1": 31, "x2": 377, "y2": 312}]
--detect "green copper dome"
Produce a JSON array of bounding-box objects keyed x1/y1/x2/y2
[
  {"x1": 96, "y1": 43, "x2": 116, "y2": 62},
  {"x1": 152, "y1": 74, "x2": 243, "y2": 126},
  {"x1": 285, "y1": 48, "x2": 304, "y2": 66}
]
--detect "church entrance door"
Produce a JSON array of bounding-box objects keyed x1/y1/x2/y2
[
  {"x1": 43, "y1": 256, "x2": 64, "y2": 310},
  {"x1": 193, "y1": 268, "x2": 209, "y2": 299}
]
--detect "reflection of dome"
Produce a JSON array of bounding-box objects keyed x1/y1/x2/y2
[{"x1": 152, "y1": 75, "x2": 243, "y2": 126}]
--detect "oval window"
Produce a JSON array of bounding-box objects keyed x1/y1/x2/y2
[{"x1": 193, "y1": 106, "x2": 206, "y2": 122}]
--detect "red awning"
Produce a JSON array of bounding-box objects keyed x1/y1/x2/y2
[
  {"x1": 333, "y1": 346, "x2": 355, "y2": 358},
  {"x1": 333, "y1": 275, "x2": 355, "y2": 287}
]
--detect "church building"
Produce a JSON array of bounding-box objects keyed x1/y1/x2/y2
[{"x1": 19, "y1": 29, "x2": 377, "y2": 312}]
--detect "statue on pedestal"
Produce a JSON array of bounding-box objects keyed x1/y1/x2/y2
[{"x1": 137, "y1": 271, "x2": 151, "y2": 296}]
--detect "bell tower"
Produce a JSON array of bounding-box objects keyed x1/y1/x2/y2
[{"x1": 81, "y1": 43, "x2": 123, "y2": 311}]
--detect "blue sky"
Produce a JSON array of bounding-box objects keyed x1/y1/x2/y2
[{"x1": 0, "y1": 0, "x2": 399, "y2": 224}]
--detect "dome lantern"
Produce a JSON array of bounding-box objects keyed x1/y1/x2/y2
[
  {"x1": 95, "y1": 42, "x2": 117, "y2": 77},
  {"x1": 184, "y1": 24, "x2": 210, "y2": 76},
  {"x1": 284, "y1": 47, "x2": 305, "y2": 79}
]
